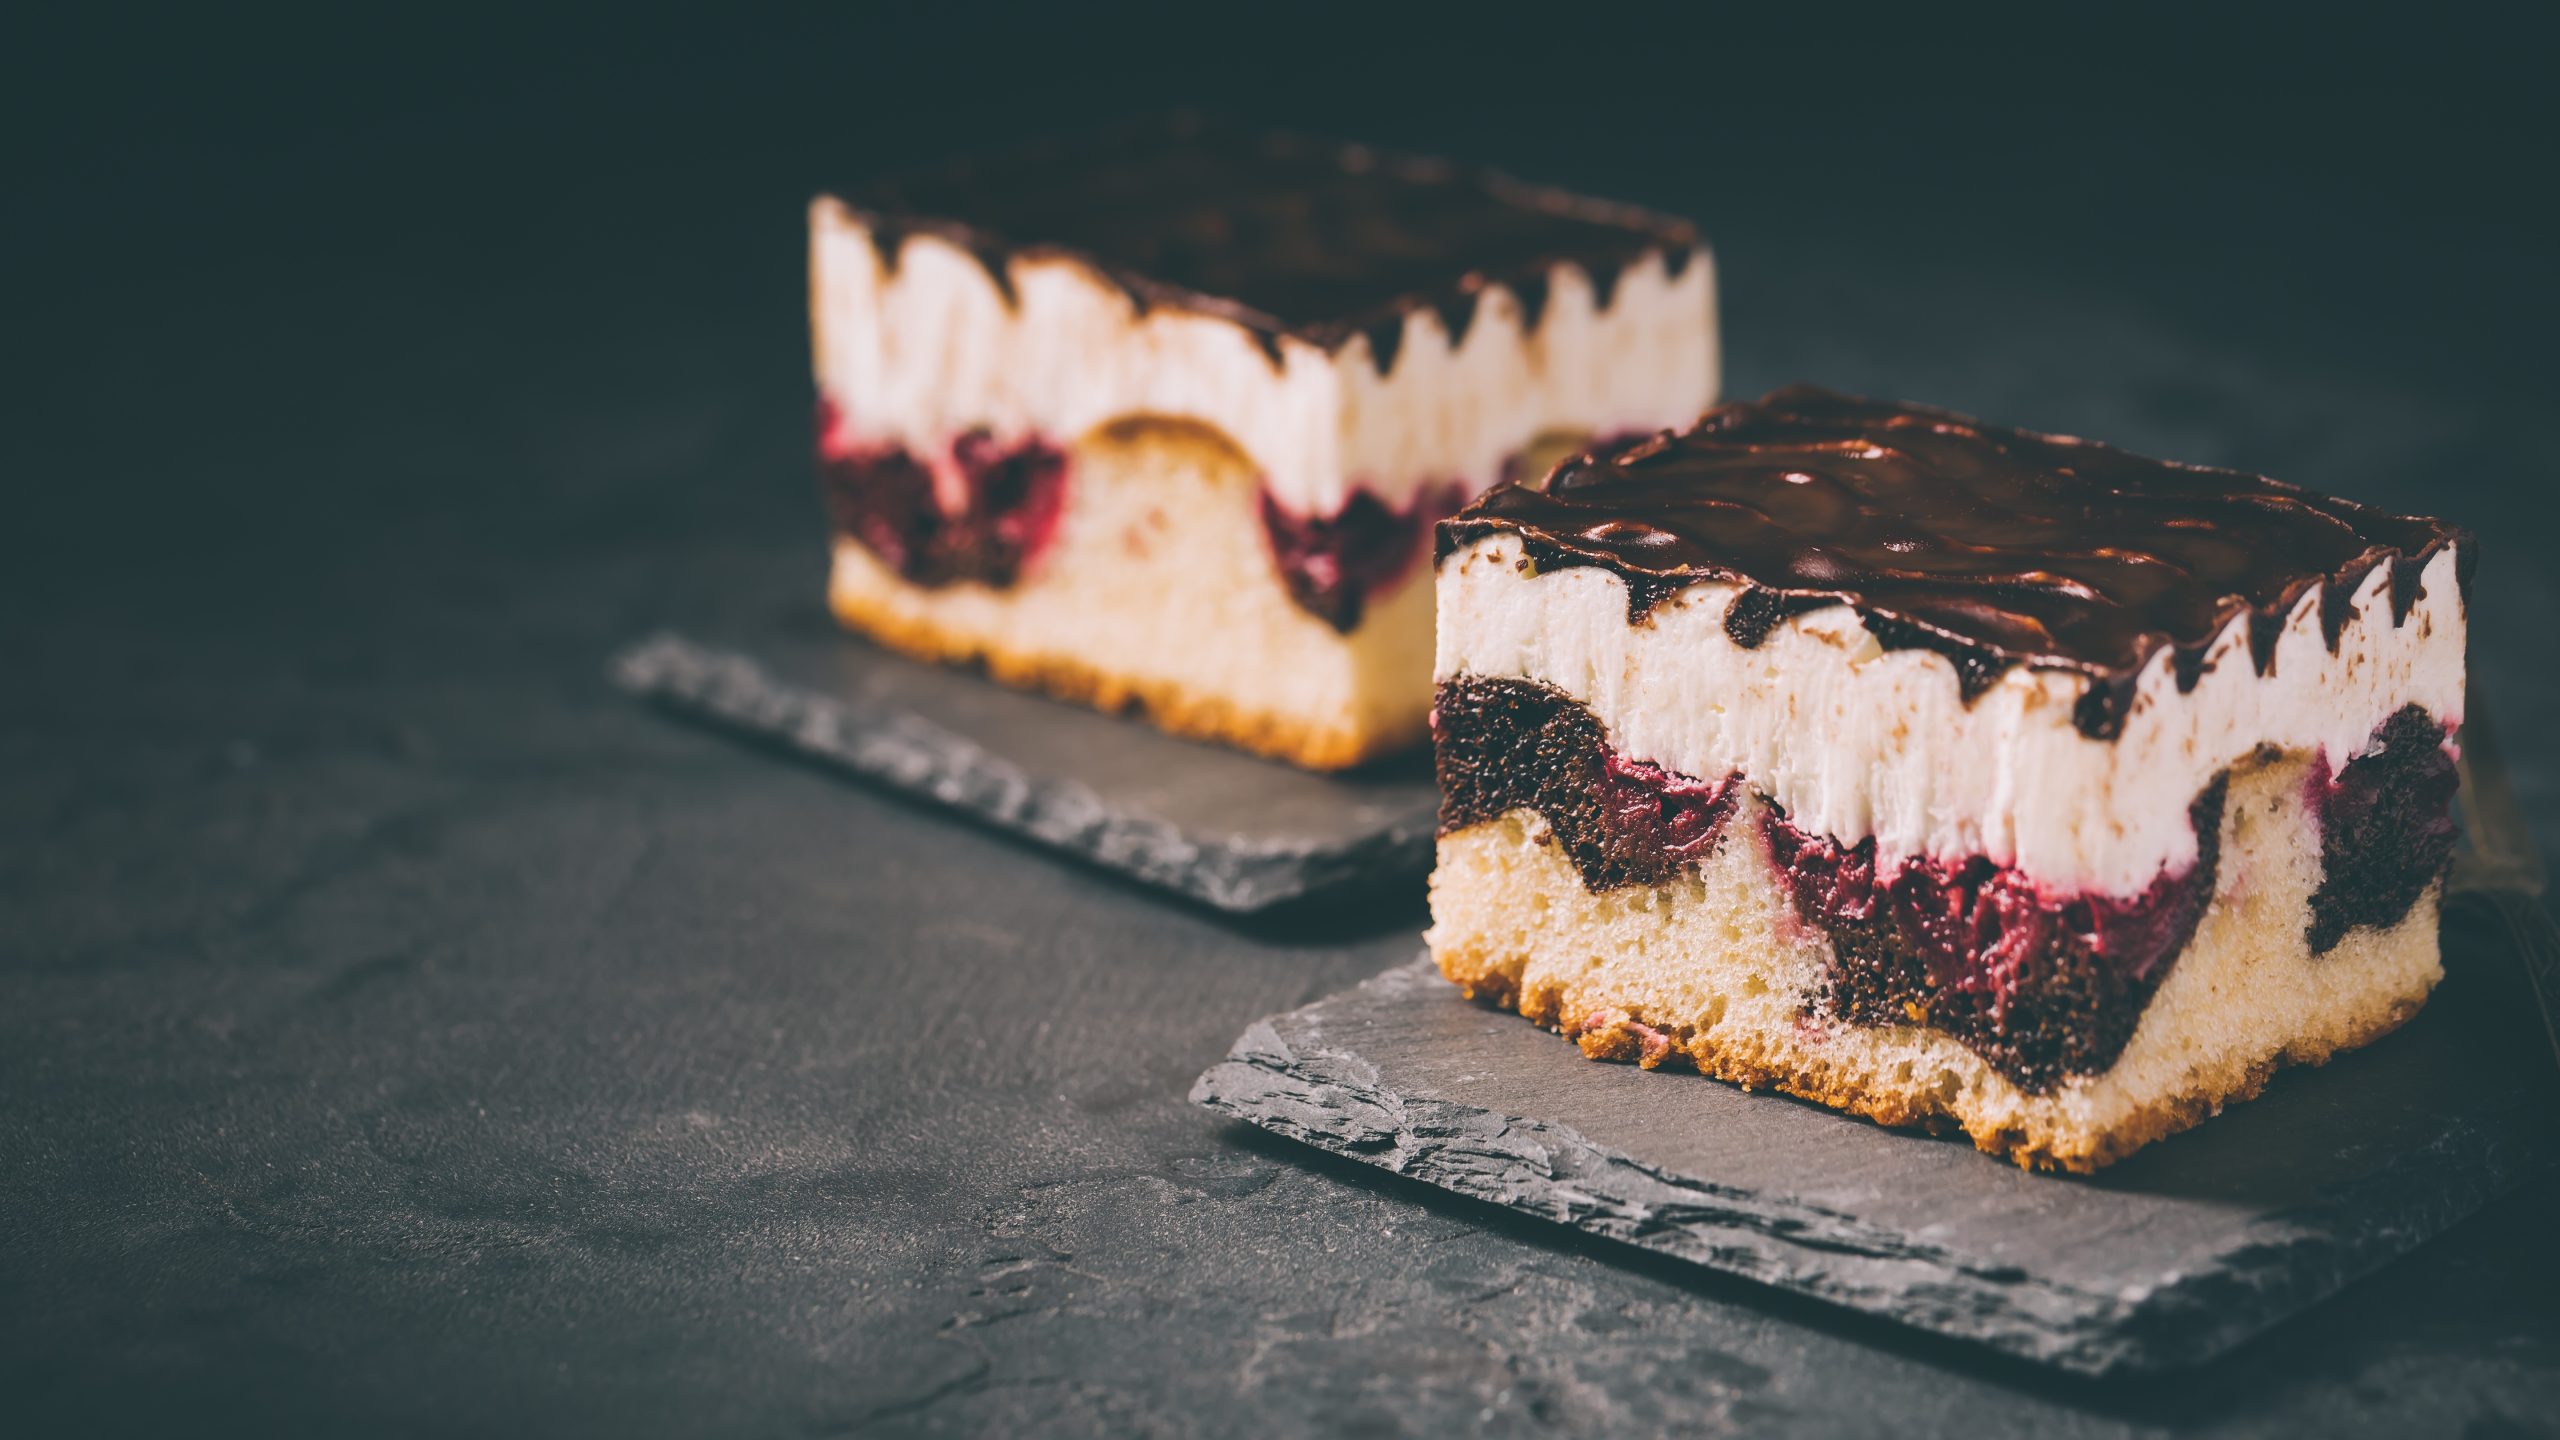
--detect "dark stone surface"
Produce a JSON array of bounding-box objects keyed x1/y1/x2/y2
[
  {"x1": 1194, "y1": 914, "x2": 2554, "y2": 1376},
  {"x1": 611, "y1": 629, "x2": 1435, "y2": 913},
  {"x1": 10, "y1": 7, "x2": 2560, "y2": 1436}
]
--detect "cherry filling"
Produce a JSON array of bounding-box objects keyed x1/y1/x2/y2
[
  {"x1": 2306, "y1": 704, "x2": 2461, "y2": 954},
  {"x1": 1435, "y1": 676, "x2": 1741, "y2": 890},
  {"x1": 1436, "y1": 676, "x2": 2463, "y2": 1094},
  {"x1": 1262, "y1": 484, "x2": 1465, "y2": 633},
  {"x1": 1265, "y1": 434, "x2": 1658, "y2": 635},
  {"x1": 1760, "y1": 787, "x2": 2225, "y2": 1092},
  {"x1": 817, "y1": 403, "x2": 1066, "y2": 589},
  {"x1": 1601, "y1": 751, "x2": 1740, "y2": 874},
  {"x1": 821, "y1": 413, "x2": 1627, "y2": 629}
]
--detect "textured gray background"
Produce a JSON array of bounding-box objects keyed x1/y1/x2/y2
[{"x1": 6, "y1": 6, "x2": 2557, "y2": 1436}]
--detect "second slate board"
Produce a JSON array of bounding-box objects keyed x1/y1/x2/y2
[{"x1": 614, "y1": 624, "x2": 1438, "y2": 913}]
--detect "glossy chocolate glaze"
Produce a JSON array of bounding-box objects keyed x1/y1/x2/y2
[
  {"x1": 826, "y1": 113, "x2": 1700, "y2": 375},
  {"x1": 1439, "y1": 387, "x2": 2470, "y2": 739}
]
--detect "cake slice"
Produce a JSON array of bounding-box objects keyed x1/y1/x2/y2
[
  {"x1": 1428, "y1": 387, "x2": 2470, "y2": 1171},
  {"x1": 810, "y1": 116, "x2": 1717, "y2": 769}
]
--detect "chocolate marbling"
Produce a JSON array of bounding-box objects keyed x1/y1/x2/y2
[
  {"x1": 1433, "y1": 675, "x2": 2230, "y2": 1091},
  {"x1": 826, "y1": 113, "x2": 1701, "y2": 374},
  {"x1": 1438, "y1": 387, "x2": 2470, "y2": 739}
]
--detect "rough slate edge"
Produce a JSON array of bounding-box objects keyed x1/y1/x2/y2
[
  {"x1": 1191, "y1": 912, "x2": 2555, "y2": 1378},
  {"x1": 609, "y1": 631, "x2": 1437, "y2": 913}
]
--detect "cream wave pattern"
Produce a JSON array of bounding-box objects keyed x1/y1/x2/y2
[
  {"x1": 809, "y1": 199, "x2": 1717, "y2": 521},
  {"x1": 1436, "y1": 532, "x2": 2463, "y2": 898}
]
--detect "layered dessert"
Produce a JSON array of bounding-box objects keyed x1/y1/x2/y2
[
  {"x1": 1428, "y1": 387, "x2": 2469, "y2": 1171},
  {"x1": 810, "y1": 116, "x2": 1717, "y2": 768}
]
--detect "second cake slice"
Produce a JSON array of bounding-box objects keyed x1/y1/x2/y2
[{"x1": 810, "y1": 117, "x2": 1717, "y2": 768}]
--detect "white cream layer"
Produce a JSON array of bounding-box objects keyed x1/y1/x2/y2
[
  {"x1": 1436, "y1": 533, "x2": 2466, "y2": 897},
  {"x1": 808, "y1": 198, "x2": 1719, "y2": 517}
]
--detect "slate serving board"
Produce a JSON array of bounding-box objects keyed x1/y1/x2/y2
[
  {"x1": 612, "y1": 625, "x2": 1438, "y2": 912},
  {"x1": 1192, "y1": 900, "x2": 2555, "y2": 1376}
]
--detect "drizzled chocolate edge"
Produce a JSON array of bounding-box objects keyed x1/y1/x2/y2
[
  {"x1": 1438, "y1": 390, "x2": 2473, "y2": 741},
  {"x1": 820, "y1": 116, "x2": 1702, "y2": 379}
]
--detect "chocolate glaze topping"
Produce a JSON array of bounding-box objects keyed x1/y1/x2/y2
[
  {"x1": 826, "y1": 113, "x2": 1701, "y2": 376},
  {"x1": 1439, "y1": 387, "x2": 2471, "y2": 740}
]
